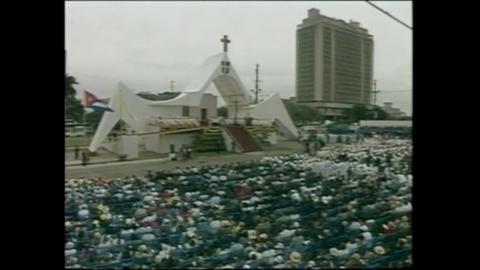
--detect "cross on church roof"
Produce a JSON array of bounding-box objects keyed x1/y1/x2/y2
[{"x1": 221, "y1": 35, "x2": 230, "y2": 52}]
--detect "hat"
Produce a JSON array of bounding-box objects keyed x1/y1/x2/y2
[
  {"x1": 100, "y1": 214, "x2": 112, "y2": 221},
  {"x1": 289, "y1": 251, "x2": 302, "y2": 262},
  {"x1": 329, "y1": 248, "x2": 340, "y2": 256},
  {"x1": 222, "y1": 220, "x2": 233, "y2": 227},
  {"x1": 65, "y1": 249, "x2": 76, "y2": 256},
  {"x1": 249, "y1": 251, "x2": 262, "y2": 260},
  {"x1": 362, "y1": 232, "x2": 372, "y2": 240},
  {"x1": 137, "y1": 244, "x2": 148, "y2": 252},
  {"x1": 290, "y1": 214, "x2": 300, "y2": 220},
  {"x1": 142, "y1": 233, "x2": 156, "y2": 241},
  {"x1": 229, "y1": 243, "x2": 244, "y2": 253},
  {"x1": 278, "y1": 229, "x2": 295, "y2": 239},
  {"x1": 210, "y1": 220, "x2": 222, "y2": 229},
  {"x1": 66, "y1": 257, "x2": 78, "y2": 264},
  {"x1": 374, "y1": 246, "x2": 385, "y2": 255},
  {"x1": 262, "y1": 249, "x2": 276, "y2": 258},
  {"x1": 154, "y1": 250, "x2": 169, "y2": 263},
  {"x1": 78, "y1": 209, "x2": 89, "y2": 217},
  {"x1": 248, "y1": 230, "x2": 257, "y2": 239},
  {"x1": 65, "y1": 242, "x2": 74, "y2": 250}
]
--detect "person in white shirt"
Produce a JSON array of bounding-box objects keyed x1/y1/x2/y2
[{"x1": 168, "y1": 152, "x2": 177, "y2": 161}]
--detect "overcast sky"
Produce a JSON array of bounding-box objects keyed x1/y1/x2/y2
[{"x1": 66, "y1": 1, "x2": 412, "y2": 115}]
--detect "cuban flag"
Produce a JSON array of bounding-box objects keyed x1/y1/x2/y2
[{"x1": 84, "y1": 90, "x2": 114, "y2": 112}]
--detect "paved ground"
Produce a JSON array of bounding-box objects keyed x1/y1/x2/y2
[
  {"x1": 64, "y1": 138, "x2": 354, "y2": 179},
  {"x1": 65, "y1": 140, "x2": 306, "y2": 179},
  {"x1": 66, "y1": 148, "x2": 169, "y2": 166},
  {"x1": 66, "y1": 149, "x2": 305, "y2": 179},
  {"x1": 66, "y1": 149, "x2": 120, "y2": 166}
]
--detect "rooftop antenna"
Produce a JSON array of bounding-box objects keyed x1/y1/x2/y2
[
  {"x1": 371, "y1": 80, "x2": 380, "y2": 105},
  {"x1": 251, "y1": 64, "x2": 262, "y2": 104}
]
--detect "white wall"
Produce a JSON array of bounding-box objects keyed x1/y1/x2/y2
[
  {"x1": 230, "y1": 93, "x2": 297, "y2": 139},
  {"x1": 190, "y1": 107, "x2": 201, "y2": 119},
  {"x1": 190, "y1": 94, "x2": 218, "y2": 119},
  {"x1": 100, "y1": 132, "x2": 197, "y2": 156},
  {"x1": 359, "y1": 120, "x2": 412, "y2": 127},
  {"x1": 149, "y1": 94, "x2": 217, "y2": 120},
  {"x1": 200, "y1": 94, "x2": 218, "y2": 118},
  {"x1": 102, "y1": 140, "x2": 119, "y2": 153},
  {"x1": 158, "y1": 133, "x2": 196, "y2": 154},
  {"x1": 119, "y1": 136, "x2": 139, "y2": 159},
  {"x1": 153, "y1": 105, "x2": 183, "y2": 118},
  {"x1": 144, "y1": 134, "x2": 160, "y2": 153},
  {"x1": 267, "y1": 132, "x2": 277, "y2": 145}
]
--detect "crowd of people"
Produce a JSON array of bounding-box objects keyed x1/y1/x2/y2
[{"x1": 65, "y1": 138, "x2": 412, "y2": 268}]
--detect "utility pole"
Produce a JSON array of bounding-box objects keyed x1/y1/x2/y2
[
  {"x1": 233, "y1": 100, "x2": 239, "y2": 125},
  {"x1": 371, "y1": 80, "x2": 380, "y2": 105},
  {"x1": 170, "y1": 80, "x2": 175, "y2": 92},
  {"x1": 251, "y1": 64, "x2": 262, "y2": 104}
]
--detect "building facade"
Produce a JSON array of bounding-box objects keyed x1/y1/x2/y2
[
  {"x1": 296, "y1": 8, "x2": 374, "y2": 119},
  {"x1": 382, "y1": 102, "x2": 407, "y2": 118}
]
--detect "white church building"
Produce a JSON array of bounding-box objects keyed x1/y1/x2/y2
[{"x1": 89, "y1": 35, "x2": 298, "y2": 159}]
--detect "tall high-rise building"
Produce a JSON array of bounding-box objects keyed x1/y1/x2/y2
[{"x1": 296, "y1": 8, "x2": 374, "y2": 119}]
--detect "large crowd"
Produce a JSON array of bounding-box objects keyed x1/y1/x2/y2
[{"x1": 65, "y1": 138, "x2": 412, "y2": 268}]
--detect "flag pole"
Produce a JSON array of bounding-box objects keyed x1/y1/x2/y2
[
  {"x1": 84, "y1": 106, "x2": 87, "y2": 152},
  {"x1": 83, "y1": 90, "x2": 88, "y2": 153}
]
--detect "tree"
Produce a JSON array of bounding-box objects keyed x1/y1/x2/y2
[
  {"x1": 398, "y1": 116, "x2": 412, "y2": 120},
  {"x1": 65, "y1": 74, "x2": 84, "y2": 123},
  {"x1": 86, "y1": 111, "x2": 103, "y2": 129},
  {"x1": 348, "y1": 104, "x2": 391, "y2": 122},
  {"x1": 350, "y1": 104, "x2": 369, "y2": 122},
  {"x1": 283, "y1": 99, "x2": 323, "y2": 125},
  {"x1": 371, "y1": 107, "x2": 389, "y2": 120},
  {"x1": 218, "y1": 106, "x2": 228, "y2": 118},
  {"x1": 65, "y1": 75, "x2": 78, "y2": 96},
  {"x1": 113, "y1": 120, "x2": 126, "y2": 132},
  {"x1": 297, "y1": 105, "x2": 322, "y2": 124}
]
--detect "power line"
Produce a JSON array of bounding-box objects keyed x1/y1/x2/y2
[
  {"x1": 378, "y1": 90, "x2": 412, "y2": 94},
  {"x1": 365, "y1": 1, "x2": 412, "y2": 30},
  {"x1": 380, "y1": 90, "x2": 411, "y2": 92}
]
